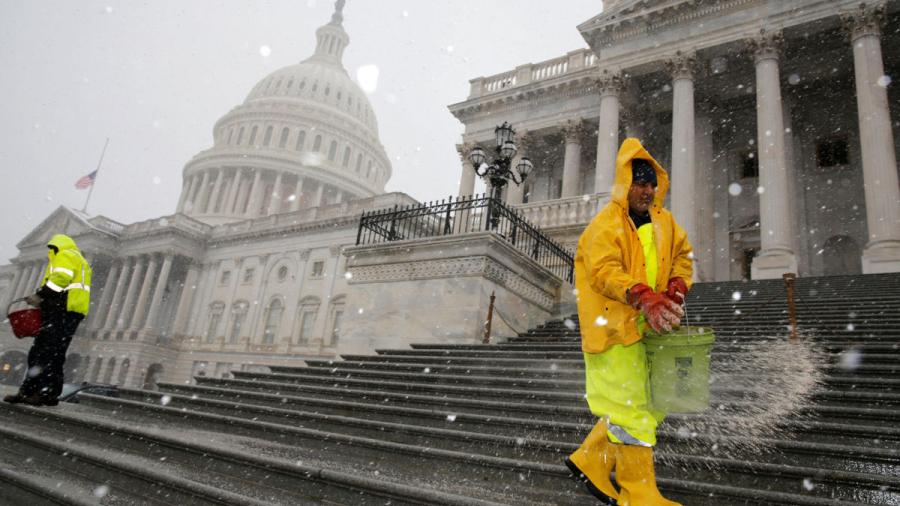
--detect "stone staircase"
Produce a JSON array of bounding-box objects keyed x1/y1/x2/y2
[{"x1": 0, "y1": 273, "x2": 898, "y2": 505}]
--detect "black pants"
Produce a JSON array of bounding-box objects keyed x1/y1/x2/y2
[{"x1": 19, "y1": 310, "x2": 83, "y2": 400}]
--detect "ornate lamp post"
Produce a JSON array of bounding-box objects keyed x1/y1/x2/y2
[{"x1": 468, "y1": 122, "x2": 534, "y2": 203}]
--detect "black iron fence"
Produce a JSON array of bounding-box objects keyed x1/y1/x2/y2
[{"x1": 356, "y1": 194, "x2": 574, "y2": 283}]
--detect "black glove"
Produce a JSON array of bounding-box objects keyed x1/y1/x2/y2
[{"x1": 24, "y1": 294, "x2": 42, "y2": 307}]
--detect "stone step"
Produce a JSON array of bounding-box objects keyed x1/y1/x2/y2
[
  {"x1": 80, "y1": 390, "x2": 900, "y2": 506},
  {"x1": 0, "y1": 404, "x2": 519, "y2": 506},
  {"x1": 194, "y1": 376, "x2": 899, "y2": 426}
]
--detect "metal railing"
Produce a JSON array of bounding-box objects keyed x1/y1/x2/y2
[{"x1": 357, "y1": 194, "x2": 574, "y2": 283}]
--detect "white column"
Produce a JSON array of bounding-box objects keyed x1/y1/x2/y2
[
  {"x1": 103, "y1": 257, "x2": 133, "y2": 331},
  {"x1": 186, "y1": 263, "x2": 215, "y2": 337},
  {"x1": 561, "y1": 120, "x2": 585, "y2": 198},
  {"x1": 314, "y1": 182, "x2": 326, "y2": 208},
  {"x1": 290, "y1": 176, "x2": 304, "y2": 211},
  {"x1": 8, "y1": 265, "x2": 28, "y2": 301},
  {"x1": 506, "y1": 132, "x2": 530, "y2": 205},
  {"x1": 748, "y1": 31, "x2": 797, "y2": 279},
  {"x1": 246, "y1": 169, "x2": 264, "y2": 217},
  {"x1": 1, "y1": 268, "x2": 24, "y2": 308},
  {"x1": 235, "y1": 171, "x2": 252, "y2": 215},
  {"x1": 267, "y1": 172, "x2": 284, "y2": 215},
  {"x1": 91, "y1": 261, "x2": 120, "y2": 330},
  {"x1": 694, "y1": 115, "x2": 715, "y2": 282},
  {"x1": 176, "y1": 173, "x2": 195, "y2": 213},
  {"x1": 314, "y1": 246, "x2": 342, "y2": 347},
  {"x1": 194, "y1": 171, "x2": 211, "y2": 215},
  {"x1": 130, "y1": 254, "x2": 159, "y2": 330},
  {"x1": 456, "y1": 143, "x2": 477, "y2": 198},
  {"x1": 224, "y1": 169, "x2": 241, "y2": 215},
  {"x1": 117, "y1": 256, "x2": 147, "y2": 330},
  {"x1": 668, "y1": 51, "x2": 698, "y2": 265},
  {"x1": 206, "y1": 169, "x2": 225, "y2": 214},
  {"x1": 172, "y1": 263, "x2": 201, "y2": 337},
  {"x1": 594, "y1": 70, "x2": 625, "y2": 194},
  {"x1": 17, "y1": 264, "x2": 39, "y2": 299},
  {"x1": 144, "y1": 254, "x2": 174, "y2": 333},
  {"x1": 843, "y1": 4, "x2": 900, "y2": 273}
]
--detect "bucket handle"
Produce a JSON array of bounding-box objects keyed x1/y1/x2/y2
[{"x1": 7, "y1": 297, "x2": 29, "y2": 317}]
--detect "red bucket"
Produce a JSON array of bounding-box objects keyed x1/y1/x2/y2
[{"x1": 7, "y1": 299, "x2": 41, "y2": 339}]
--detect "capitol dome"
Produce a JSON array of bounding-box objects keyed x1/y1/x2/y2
[{"x1": 176, "y1": 1, "x2": 392, "y2": 224}]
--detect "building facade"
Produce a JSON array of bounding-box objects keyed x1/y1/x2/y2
[
  {"x1": 0, "y1": 3, "x2": 409, "y2": 389},
  {"x1": 450, "y1": 0, "x2": 900, "y2": 281}
]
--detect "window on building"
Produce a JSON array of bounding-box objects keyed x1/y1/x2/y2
[
  {"x1": 92, "y1": 357, "x2": 104, "y2": 382},
  {"x1": 310, "y1": 260, "x2": 325, "y2": 278},
  {"x1": 299, "y1": 80, "x2": 306, "y2": 90},
  {"x1": 295, "y1": 130, "x2": 306, "y2": 151},
  {"x1": 286, "y1": 78, "x2": 294, "y2": 90},
  {"x1": 206, "y1": 302, "x2": 225, "y2": 343},
  {"x1": 229, "y1": 302, "x2": 248, "y2": 344},
  {"x1": 278, "y1": 127, "x2": 289, "y2": 148},
  {"x1": 298, "y1": 308, "x2": 317, "y2": 344},
  {"x1": 366, "y1": 162, "x2": 373, "y2": 179},
  {"x1": 263, "y1": 299, "x2": 284, "y2": 345},
  {"x1": 237, "y1": 127, "x2": 245, "y2": 145},
  {"x1": 313, "y1": 135, "x2": 322, "y2": 152},
  {"x1": 227, "y1": 128, "x2": 234, "y2": 145},
  {"x1": 263, "y1": 125, "x2": 273, "y2": 147},
  {"x1": 355, "y1": 154, "x2": 363, "y2": 173},
  {"x1": 741, "y1": 150, "x2": 758, "y2": 179},
  {"x1": 277, "y1": 265, "x2": 289, "y2": 281},
  {"x1": 816, "y1": 137, "x2": 849, "y2": 168},
  {"x1": 249, "y1": 126, "x2": 258, "y2": 145},
  {"x1": 342, "y1": 147, "x2": 351, "y2": 168},
  {"x1": 329, "y1": 302, "x2": 345, "y2": 345},
  {"x1": 328, "y1": 141, "x2": 338, "y2": 161},
  {"x1": 220, "y1": 270, "x2": 231, "y2": 285},
  {"x1": 243, "y1": 267, "x2": 255, "y2": 284}
]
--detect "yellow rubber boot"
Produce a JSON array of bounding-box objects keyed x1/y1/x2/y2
[
  {"x1": 615, "y1": 444, "x2": 681, "y2": 506},
  {"x1": 564, "y1": 420, "x2": 618, "y2": 504}
]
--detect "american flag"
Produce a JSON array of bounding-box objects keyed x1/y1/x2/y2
[{"x1": 74, "y1": 170, "x2": 97, "y2": 189}]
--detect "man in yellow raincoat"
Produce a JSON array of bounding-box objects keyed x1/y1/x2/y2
[
  {"x1": 4, "y1": 234, "x2": 91, "y2": 407},
  {"x1": 565, "y1": 138, "x2": 693, "y2": 505}
]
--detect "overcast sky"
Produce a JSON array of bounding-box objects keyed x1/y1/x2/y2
[{"x1": 0, "y1": 0, "x2": 600, "y2": 262}]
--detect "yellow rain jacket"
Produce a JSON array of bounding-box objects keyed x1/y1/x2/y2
[
  {"x1": 39, "y1": 234, "x2": 92, "y2": 316},
  {"x1": 574, "y1": 138, "x2": 693, "y2": 354}
]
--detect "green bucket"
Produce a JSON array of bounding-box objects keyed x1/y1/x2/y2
[{"x1": 644, "y1": 327, "x2": 716, "y2": 413}]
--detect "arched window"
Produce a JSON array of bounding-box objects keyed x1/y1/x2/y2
[
  {"x1": 297, "y1": 297, "x2": 320, "y2": 344},
  {"x1": 117, "y1": 358, "x2": 131, "y2": 386},
  {"x1": 342, "y1": 147, "x2": 351, "y2": 168},
  {"x1": 263, "y1": 125, "x2": 274, "y2": 147},
  {"x1": 229, "y1": 301, "x2": 249, "y2": 344},
  {"x1": 278, "y1": 127, "x2": 290, "y2": 148},
  {"x1": 227, "y1": 128, "x2": 234, "y2": 145},
  {"x1": 328, "y1": 295, "x2": 346, "y2": 346},
  {"x1": 286, "y1": 78, "x2": 294, "y2": 90},
  {"x1": 249, "y1": 126, "x2": 258, "y2": 146},
  {"x1": 355, "y1": 154, "x2": 363, "y2": 173},
  {"x1": 206, "y1": 302, "x2": 225, "y2": 343},
  {"x1": 295, "y1": 130, "x2": 306, "y2": 151},
  {"x1": 366, "y1": 161, "x2": 373, "y2": 179},
  {"x1": 237, "y1": 126, "x2": 245, "y2": 145},
  {"x1": 328, "y1": 141, "x2": 337, "y2": 161},
  {"x1": 263, "y1": 299, "x2": 284, "y2": 345},
  {"x1": 313, "y1": 135, "x2": 322, "y2": 152}
]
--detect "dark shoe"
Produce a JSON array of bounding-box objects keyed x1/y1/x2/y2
[
  {"x1": 3, "y1": 393, "x2": 26, "y2": 404},
  {"x1": 20, "y1": 394, "x2": 57, "y2": 407}
]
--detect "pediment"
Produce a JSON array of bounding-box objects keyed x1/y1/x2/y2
[{"x1": 16, "y1": 206, "x2": 112, "y2": 249}]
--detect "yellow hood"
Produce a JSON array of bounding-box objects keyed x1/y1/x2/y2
[{"x1": 610, "y1": 138, "x2": 669, "y2": 211}]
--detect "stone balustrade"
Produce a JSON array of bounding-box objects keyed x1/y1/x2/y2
[
  {"x1": 469, "y1": 48, "x2": 598, "y2": 98},
  {"x1": 514, "y1": 193, "x2": 608, "y2": 231}
]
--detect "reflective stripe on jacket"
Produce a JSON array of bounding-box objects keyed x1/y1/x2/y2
[
  {"x1": 41, "y1": 234, "x2": 92, "y2": 316},
  {"x1": 574, "y1": 138, "x2": 693, "y2": 354}
]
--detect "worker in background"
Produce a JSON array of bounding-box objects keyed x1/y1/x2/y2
[
  {"x1": 566, "y1": 138, "x2": 693, "y2": 505},
  {"x1": 4, "y1": 234, "x2": 91, "y2": 406}
]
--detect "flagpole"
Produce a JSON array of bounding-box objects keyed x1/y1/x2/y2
[{"x1": 82, "y1": 137, "x2": 110, "y2": 214}]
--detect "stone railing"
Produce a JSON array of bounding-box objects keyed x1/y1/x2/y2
[
  {"x1": 514, "y1": 193, "x2": 609, "y2": 230},
  {"x1": 89, "y1": 215, "x2": 126, "y2": 234},
  {"x1": 468, "y1": 48, "x2": 598, "y2": 98},
  {"x1": 122, "y1": 214, "x2": 213, "y2": 237}
]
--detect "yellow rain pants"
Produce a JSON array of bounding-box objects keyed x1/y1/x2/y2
[{"x1": 584, "y1": 222, "x2": 665, "y2": 446}]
